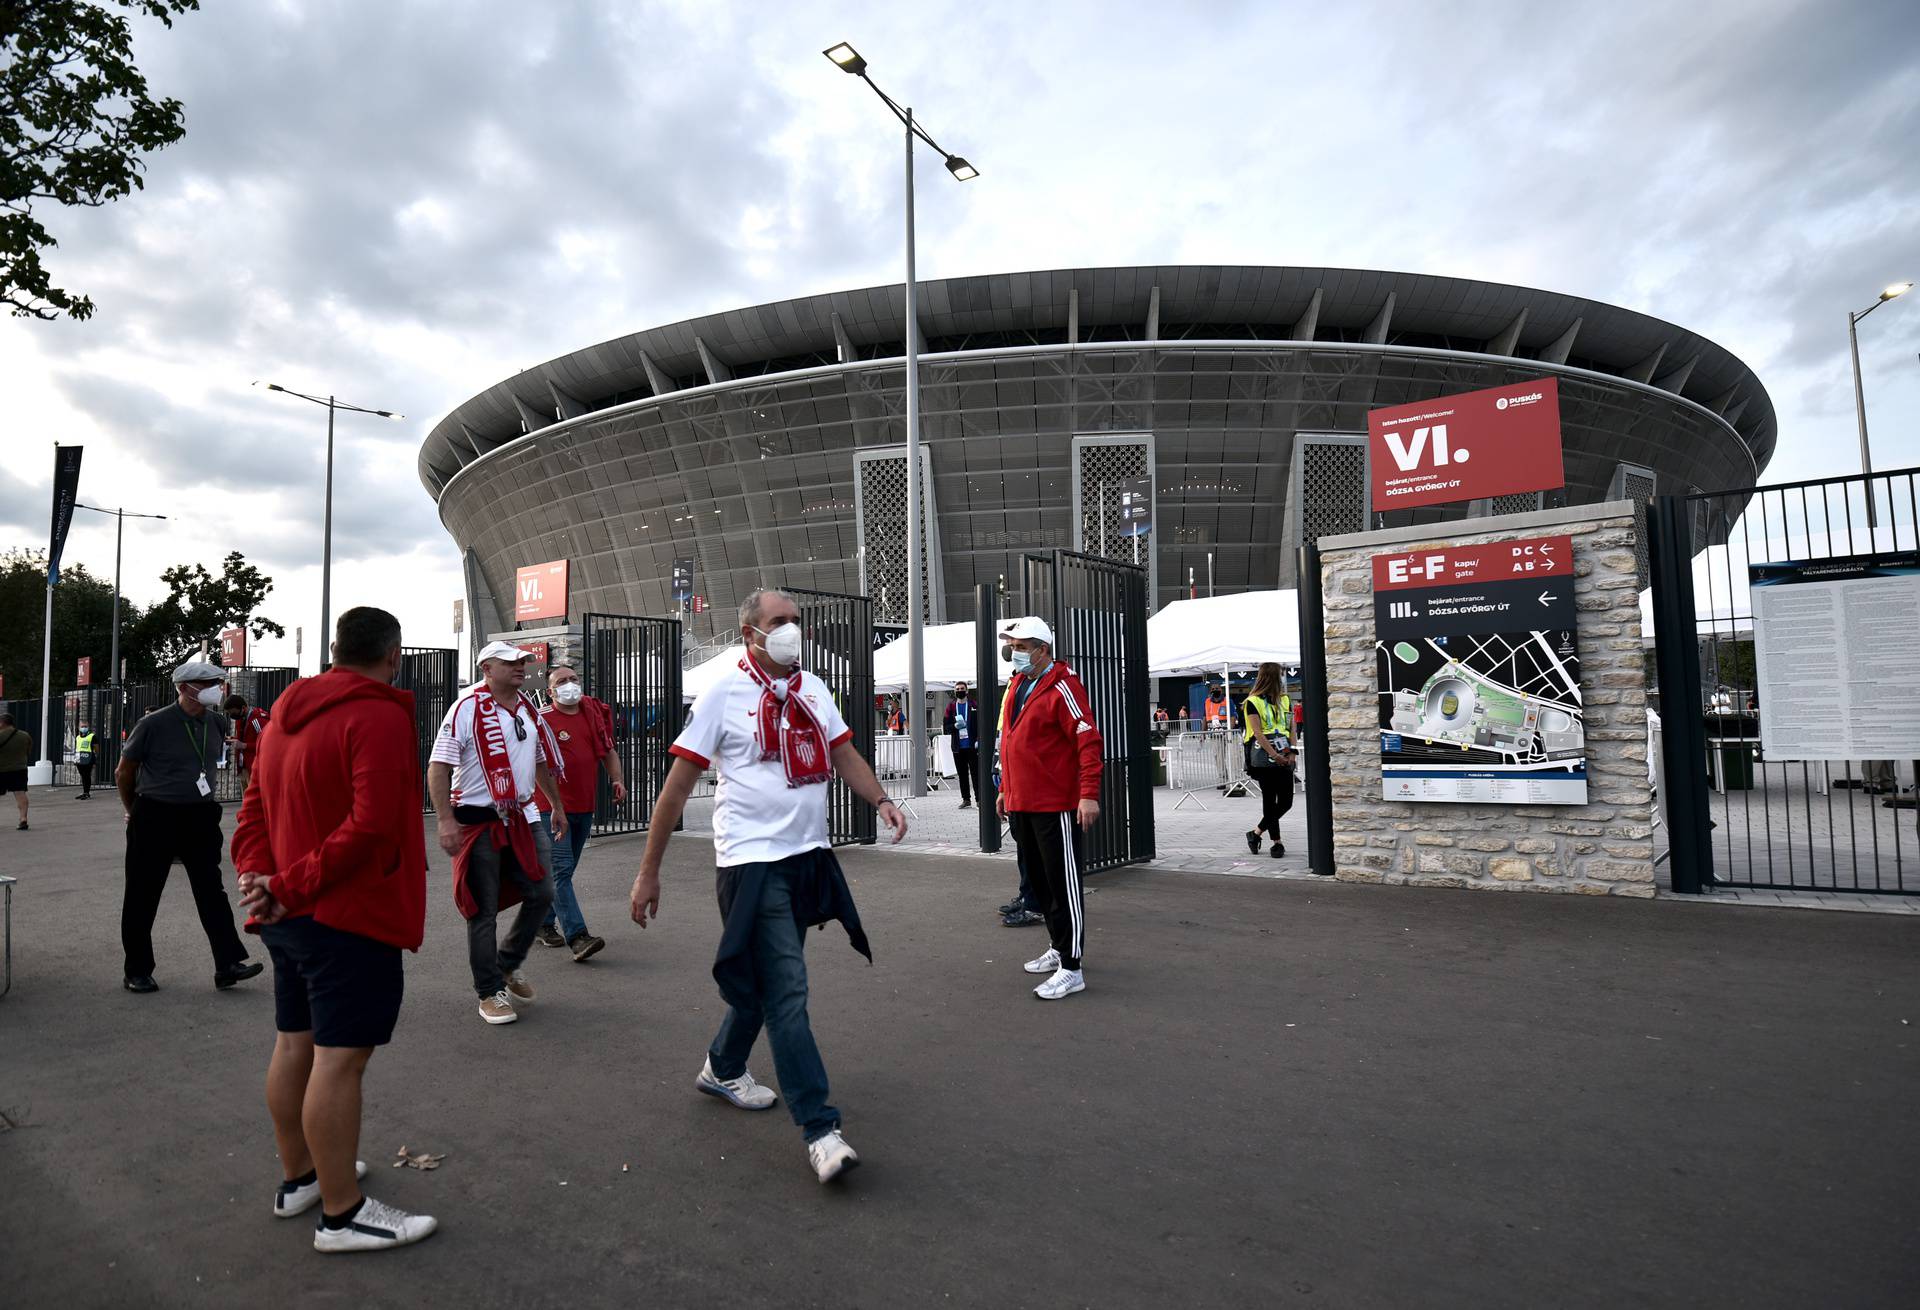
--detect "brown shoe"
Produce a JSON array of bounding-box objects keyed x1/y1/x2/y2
[
  {"x1": 535, "y1": 924, "x2": 566, "y2": 948},
  {"x1": 477, "y1": 992, "x2": 518, "y2": 1025},
  {"x1": 569, "y1": 933, "x2": 606, "y2": 963},
  {"x1": 504, "y1": 970, "x2": 534, "y2": 1004}
]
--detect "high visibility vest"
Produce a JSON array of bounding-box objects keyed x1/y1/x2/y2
[
  {"x1": 1242, "y1": 694, "x2": 1289, "y2": 745},
  {"x1": 75, "y1": 731, "x2": 96, "y2": 760}
]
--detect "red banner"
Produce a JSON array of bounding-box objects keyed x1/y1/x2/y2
[
  {"x1": 220, "y1": 627, "x2": 247, "y2": 668},
  {"x1": 1373, "y1": 535, "x2": 1573, "y2": 591},
  {"x1": 76, "y1": 656, "x2": 92, "y2": 687},
  {"x1": 1368, "y1": 377, "x2": 1564, "y2": 512},
  {"x1": 514, "y1": 559, "x2": 569, "y2": 622}
]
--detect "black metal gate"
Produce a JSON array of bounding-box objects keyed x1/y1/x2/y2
[
  {"x1": 787, "y1": 587, "x2": 875, "y2": 847},
  {"x1": 1650, "y1": 465, "x2": 1920, "y2": 895},
  {"x1": 395, "y1": 647, "x2": 460, "y2": 807},
  {"x1": 212, "y1": 666, "x2": 299, "y2": 802},
  {"x1": 1020, "y1": 549, "x2": 1154, "y2": 872},
  {"x1": 580, "y1": 613, "x2": 683, "y2": 836}
]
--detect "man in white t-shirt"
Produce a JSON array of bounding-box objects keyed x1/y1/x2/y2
[
  {"x1": 427, "y1": 643, "x2": 567, "y2": 1026},
  {"x1": 629, "y1": 588, "x2": 906, "y2": 1184}
]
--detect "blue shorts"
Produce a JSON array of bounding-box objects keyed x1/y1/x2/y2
[{"x1": 260, "y1": 917, "x2": 404, "y2": 1048}]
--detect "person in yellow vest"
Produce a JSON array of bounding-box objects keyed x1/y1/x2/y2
[
  {"x1": 74, "y1": 722, "x2": 98, "y2": 800},
  {"x1": 1241, "y1": 663, "x2": 1296, "y2": 858}
]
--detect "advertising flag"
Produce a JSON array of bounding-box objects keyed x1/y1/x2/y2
[{"x1": 47, "y1": 445, "x2": 84, "y2": 584}]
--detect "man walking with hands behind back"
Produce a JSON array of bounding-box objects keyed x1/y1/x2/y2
[
  {"x1": 996, "y1": 617, "x2": 1103, "y2": 1000},
  {"x1": 629, "y1": 588, "x2": 907, "y2": 1183},
  {"x1": 232, "y1": 606, "x2": 437, "y2": 1253}
]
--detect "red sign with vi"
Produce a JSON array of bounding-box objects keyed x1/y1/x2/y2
[
  {"x1": 1367, "y1": 377, "x2": 1565, "y2": 512},
  {"x1": 1373, "y1": 535, "x2": 1572, "y2": 591},
  {"x1": 514, "y1": 559, "x2": 569, "y2": 622}
]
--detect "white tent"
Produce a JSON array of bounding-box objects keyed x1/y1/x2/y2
[
  {"x1": 872, "y1": 621, "x2": 1008, "y2": 694},
  {"x1": 682, "y1": 645, "x2": 745, "y2": 702},
  {"x1": 1147, "y1": 589, "x2": 1301, "y2": 676}
]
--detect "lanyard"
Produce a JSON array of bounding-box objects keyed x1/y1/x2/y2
[{"x1": 181, "y1": 712, "x2": 210, "y2": 773}]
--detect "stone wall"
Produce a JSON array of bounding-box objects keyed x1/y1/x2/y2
[{"x1": 1316, "y1": 501, "x2": 1656, "y2": 897}]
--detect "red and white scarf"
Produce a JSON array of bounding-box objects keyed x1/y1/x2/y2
[
  {"x1": 461, "y1": 687, "x2": 567, "y2": 811},
  {"x1": 739, "y1": 656, "x2": 833, "y2": 788}
]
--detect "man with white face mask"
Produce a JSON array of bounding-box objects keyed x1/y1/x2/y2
[
  {"x1": 630, "y1": 587, "x2": 906, "y2": 1184},
  {"x1": 116, "y1": 658, "x2": 263, "y2": 993},
  {"x1": 533, "y1": 664, "x2": 627, "y2": 960}
]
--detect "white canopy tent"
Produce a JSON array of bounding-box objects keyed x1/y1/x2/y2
[
  {"x1": 872, "y1": 621, "x2": 1007, "y2": 694},
  {"x1": 1146, "y1": 589, "x2": 1301, "y2": 676},
  {"x1": 681, "y1": 645, "x2": 745, "y2": 702}
]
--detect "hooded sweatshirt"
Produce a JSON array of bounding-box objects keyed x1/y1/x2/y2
[{"x1": 230, "y1": 668, "x2": 427, "y2": 950}]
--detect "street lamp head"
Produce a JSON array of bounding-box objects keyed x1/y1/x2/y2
[
  {"x1": 1881, "y1": 281, "x2": 1913, "y2": 301},
  {"x1": 376, "y1": 410, "x2": 405, "y2": 420},
  {"x1": 944, "y1": 155, "x2": 979, "y2": 182},
  {"x1": 823, "y1": 42, "x2": 866, "y2": 75}
]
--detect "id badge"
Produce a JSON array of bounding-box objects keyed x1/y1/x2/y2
[{"x1": 196, "y1": 772, "x2": 212, "y2": 797}]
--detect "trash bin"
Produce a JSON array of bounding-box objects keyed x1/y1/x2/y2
[{"x1": 1716, "y1": 741, "x2": 1754, "y2": 790}]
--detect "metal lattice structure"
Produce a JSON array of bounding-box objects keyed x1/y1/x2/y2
[
  {"x1": 1071, "y1": 433, "x2": 1156, "y2": 602},
  {"x1": 1608, "y1": 461, "x2": 1659, "y2": 588},
  {"x1": 853, "y1": 446, "x2": 942, "y2": 626}
]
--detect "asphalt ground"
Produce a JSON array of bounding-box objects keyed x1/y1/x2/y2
[{"x1": 1, "y1": 794, "x2": 1916, "y2": 1308}]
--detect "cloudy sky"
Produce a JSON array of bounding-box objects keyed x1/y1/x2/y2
[{"x1": 5, "y1": 0, "x2": 1917, "y2": 671}]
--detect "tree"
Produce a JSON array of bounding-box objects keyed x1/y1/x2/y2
[
  {"x1": 1, "y1": 1, "x2": 199, "y2": 321},
  {"x1": 128, "y1": 551, "x2": 285, "y2": 675},
  {"x1": 0, "y1": 548, "x2": 134, "y2": 699}
]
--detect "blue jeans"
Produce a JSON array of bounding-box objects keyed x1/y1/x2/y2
[
  {"x1": 708, "y1": 864, "x2": 838, "y2": 1142},
  {"x1": 542, "y1": 812, "x2": 594, "y2": 940}
]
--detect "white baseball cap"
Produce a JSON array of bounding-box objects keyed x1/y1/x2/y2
[
  {"x1": 998, "y1": 616, "x2": 1054, "y2": 646},
  {"x1": 475, "y1": 640, "x2": 534, "y2": 667}
]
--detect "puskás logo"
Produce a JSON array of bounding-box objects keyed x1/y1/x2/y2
[
  {"x1": 1495, "y1": 391, "x2": 1544, "y2": 412},
  {"x1": 1495, "y1": 397, "x2": 1506, "y2": 410}
]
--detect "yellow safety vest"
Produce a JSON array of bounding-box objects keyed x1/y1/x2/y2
[
  {"x1": 1242, "y1": 694, "x2": 1289, "y2": 744},
  {"x1": 76, "y1": 731, "x2": 96, "y2": 759}
]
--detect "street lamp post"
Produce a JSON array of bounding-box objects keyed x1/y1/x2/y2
[
  {"x1": 825, "y1": 41, "x2": 977, "y2": 799},
  {"x1": 73, "y1": 502, "x2": 167, "y2": 746},
  {"x1": 255, "y1": 383, "x2": 404, "y2": 667},
  {"x1": 1847, "y1": 280, "x2": 1912, "y2": 530}
]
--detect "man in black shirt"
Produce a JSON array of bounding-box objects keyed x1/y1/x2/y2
[{"x1": 116, "y1": 659, "x2": 263, "y2": 994}]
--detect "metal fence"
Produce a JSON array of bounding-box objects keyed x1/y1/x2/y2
[
  {"x1": 787, "y1": 587, "x2": 875, "y2": 847},
  {"x1": 580, "y1": 613, "x2": 683, "y2": 836},
  {"x1": 1021, "y1": 549, "x2": 1154, "y2": 872},
  {"x1": 1650, "y1": 465, "x2": 1920, "y2": 895},
  {"x1": 394, "y1": 647, "x2": 460, "y2": 808}
]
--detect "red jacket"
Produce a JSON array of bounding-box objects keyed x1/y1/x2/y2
[
  {"x1": 230, "y1": 669, "x2": 427, "y2": 951},
  {"x1": 999, "y1": 660, "x2": 1103, "y2": 813},
  {"x1": 233, "y1": 706, "x2": 271, "y2": 769}
]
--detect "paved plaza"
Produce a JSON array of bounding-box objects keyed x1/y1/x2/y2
[{"x1": 2, "y1": 792, "x2": 1917, "y2": 1308}]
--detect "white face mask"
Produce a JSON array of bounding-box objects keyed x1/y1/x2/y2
[
  {"x1": 195, "y1": 685, "x2": 225, "y2": 708},
  {"x1": 757, "y1": 622, "x2": 803, "y2": 668},
  {"x1": 552, "y1": 682, "x2": 583, "y2": 705}
]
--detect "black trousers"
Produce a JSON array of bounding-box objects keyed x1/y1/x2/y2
[
  {"x1": 77, "y1": 760, "x2": 94, "y2": 796},
  {"x1": 1009, "y1": 810, "x2": 1086, "y2": 970},
  {"x1": 121, "y1": 797, "x2": 248, "y2": 978},
  {"x1": 952, "y1": 746, "x2": 977, "y2": 805},
  {"x1": 1253, "y1": 764, "x2": 1295, "y2": 840}
]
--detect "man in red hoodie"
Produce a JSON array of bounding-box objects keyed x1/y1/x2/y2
[
  {"x1": 995, "y1": 616, "x2": 1104, "y2": 1001},
  {"x1": 231, "y1": 607, "x2": 438, "y2": 1254}
]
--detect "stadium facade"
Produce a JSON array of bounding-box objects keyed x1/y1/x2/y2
[{"x1": 420, "y1": 265, "x2": 1773, "y2": 648}]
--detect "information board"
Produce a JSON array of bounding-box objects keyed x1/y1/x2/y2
[
  {"x1": 1750, "y1": 551, "x2": 1920, "y2": 761},
  {"x1": 1367, "y1": 378, "x2": 1565, "y2": 512},
  {"x1": 1374, "y1": 535, "x2": 1587, "y2": 804}
]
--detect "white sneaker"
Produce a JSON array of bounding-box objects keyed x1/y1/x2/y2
[
  {"x1": 274, "y1": 1160, "x2": 369, "y2": 1218},
  {"x1": 806, "y1": 1129, "x2": 860, "y2": 1183},
  {"x1": 695, "y1": 1056, "x2": 778, "y2": 1110},
  {"x1": 1033, "y1": 967, "x2": 1085, "y2": 1001},
  {"x1": 478, "y1": 990, "x2": 518, "y2": 1024},
  {"x1": 1023, "y1": 948, "x2": 1062, "y2": 975},
  {"x1": 312, "y1": 1196, "x2": 439, "y2": 1253}
]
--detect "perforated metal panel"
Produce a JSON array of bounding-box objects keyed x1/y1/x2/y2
[
  {"x1": 1070, "y1": 433, "x2": 1157, "y2": 603},
  {"x1": 1296, "y1": 435, "x2": 1369, "y2": 542},
  {"x1": 1608, "y1": 461, "x2": 1658, "y2": 588},
  {"x1": 853, "y1": 446, "x2": 943, "y2": 624}
]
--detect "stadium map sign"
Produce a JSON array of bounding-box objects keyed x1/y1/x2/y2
[{"x1": 1373, "y1": 535, "x2": 1587, "y2": 804}]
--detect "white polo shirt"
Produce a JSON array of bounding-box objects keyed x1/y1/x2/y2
[
  {"x1": 431, "y1": 688, "x2": 548, "y2": 821},
  {"x1": 671, "y1": 664, "x2": 852, "y2": 867}
]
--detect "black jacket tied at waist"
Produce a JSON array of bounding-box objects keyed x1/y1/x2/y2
[{"x1": 713, "y1": 848, "x2": 871, "y2": 1010}]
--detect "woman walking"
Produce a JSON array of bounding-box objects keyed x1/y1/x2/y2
[{"x1": 1241, "y1": 663, "x2": 1296, "y2": 857}]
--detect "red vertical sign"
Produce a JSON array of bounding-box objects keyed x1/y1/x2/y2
[
  {"x1": 220, "y1": 627, "x2": 248, "y2": 668},
  {"x1": 514, "y1": 560, "x2": 570, "y2": 622},
  {"x1": 76, "y1": 656, "x2": 92, "y2": 687}
]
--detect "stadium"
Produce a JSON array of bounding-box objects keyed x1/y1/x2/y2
[{"x1": 420, "y1": 265, "x2": 1774, "y2": 648}]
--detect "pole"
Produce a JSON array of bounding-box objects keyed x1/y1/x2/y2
[
  {"x1": 109, "y1": 508, "x2": 123, "y2": 747},
  {"x1": 1847, "y1": 311, "x2": 1878, "y2": 530},
  {"x1": 1100, "y1": 483, "x2": 1108, "y2": 557},
  {"x1": 1207, "y1": 550, "x2": 1215, "y2": 597},
  {"x1": 321, "y1": 395, "x2": 336, "y2": 670},
  {"x1": 904, "y1": 107, "x2": 927, "y2": 799},
  {"x1": 36, "y1": 576, "x2": 54, "y2": 771}
]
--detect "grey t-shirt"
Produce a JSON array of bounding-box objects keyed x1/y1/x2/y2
[{"x1": 122, "y1": 703, "x2": 228, "y2": 803}]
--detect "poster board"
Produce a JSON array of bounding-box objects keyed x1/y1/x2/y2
[
  {"x1": 1374, "y1": 536, "x2": 1587, "y2": 803},
  {"x1": 1751, "y1": 551, "x2": 1920, "y2": 761},
  {"x1": 1368, "y1": 378, "x2": 1565, "y2": 512}
]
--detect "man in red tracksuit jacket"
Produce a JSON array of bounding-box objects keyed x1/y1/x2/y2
[
  {"x1": 995, "y1": 615, "x2": 1104, "y2": 1001},
  {"x1": 230, "y1": 607, "x2": 438, "y2": 1255}
]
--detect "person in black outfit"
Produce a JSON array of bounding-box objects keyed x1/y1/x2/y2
[
  {"x1": 943, "y1": 681, "x2": 981, "y2": 810},
  {"x1": 116, "y1": 659, "x2": 263, "y2": 993}
]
